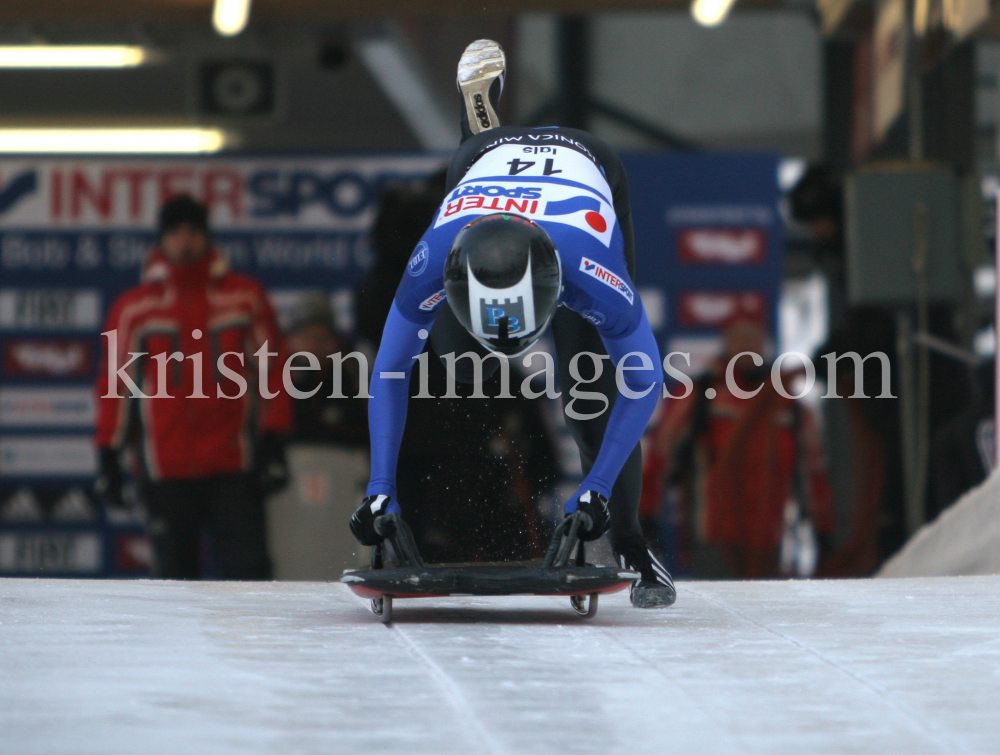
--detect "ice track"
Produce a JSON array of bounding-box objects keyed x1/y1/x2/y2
[{"x1": 3, "y1": 576, "x2": 1000, "y2": 755}]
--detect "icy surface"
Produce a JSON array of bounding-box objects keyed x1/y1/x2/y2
[{"x1": 2, "y1": 576, "x2": 1000, "y2": 754}]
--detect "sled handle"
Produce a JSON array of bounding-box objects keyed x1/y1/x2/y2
[
  {"x1": 543, "y1": 510, "x2": 592, "y2": 569},
  {"x1": 374, "y1": 512, "x2": 425, "y2": 568}
]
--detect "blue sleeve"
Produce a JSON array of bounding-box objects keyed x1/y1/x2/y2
[
  {"x1": 366, "y1": 228, "x2": 450, "y2": 505},
  {"x1": 549, "y1": 228, "x2": 661, "y2": 501},
  {"x1": 576, "y1": 308, "x2": 662, "y2": 501},
  {"x1": 366, "y1": 303, "x2": 431, "y2": 505}
]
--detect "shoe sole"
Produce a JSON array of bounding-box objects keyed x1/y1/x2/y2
[
  {"x1": 457, "y1": 39, "x2": 505, "y2": 134},
  {"x1": 630, "y1": 584, "x2": 677, "y2": 609}
]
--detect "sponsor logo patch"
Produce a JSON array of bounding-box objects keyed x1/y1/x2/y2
[
  {"x1": 2, "y1": 339, "x2": 92, "y2": 378},
  {"x1": 441, "y1": 195, "x2": 541, "y2": 220},
  {"x1": 0, "y1": 387, "x2": 95, "y2": 428},
  {"x1": 580, "y1": 309, "x2": 605, "y2": 326},
  {"x1": 677, "y1": 228, "x2": 767, "y2": 265},
  {"x1": 0, "y1": 532, "x2": 102, "y2": 574},
  {"x1": 579, "y1": 258, "x2": 634, "y2": 304},
  {"x1": 544, "y1": 196, "x2": 607, "y2": 233},
  {"x1": 407, "y1": 242, "x2": 429, "y2": 277},
  {"x1": 0, "y1": 289, "x2": 102, "y2": 330},
  {"x1": 0, "y1": 170, "x2": 38, "y2": 216},
  {"x1": 448, "y1": 185, "x2": 542, "y2": 200},
  {"x1": 678, "y1": 291, "x2": 767, "y2": 327},
  {"x1": 0, "y1": 435, "x2": 97, "y2": 476},
  {"x1": 473, "y1": 93, "x2": 491, "y2": 129},
  {"x1": 437, "y1": 188, "x2": 612, "y2": 245},
  {"x1": 418, "y1": 289, "x2": 447, "y2": 311},
  {"x1": 479, "y1": 297, "x2": 525, "y2": 336}
]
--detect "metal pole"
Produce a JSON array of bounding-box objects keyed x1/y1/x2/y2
[
  {"x1": 908, "y1": 72, "x2": 923, "y2": 162},
  {"x1": 558, "y1": 16, "x2": 589, "y2": 130},
  {"x1": 995, "y1": 194, "x2": 1000, "y2": 470},
  {"x1": 907, "y1": 0, "x2": 923, "y2": 162},
  {"x1": 902, "y1": 0, "x2": 926, "y2": 532},
  {"x1": 897, "y1": 310, "x2": 922, "y2": 535},
  {"x1": 912, "y1": 202, "x2": 930, "y2": 532}
]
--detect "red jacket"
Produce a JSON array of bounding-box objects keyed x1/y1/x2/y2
[
  {"x1": 95, "y1": 249, "x2": 291, "y2": 480},
  {"x1": 642, "y1": 365, "x2": 833, "y2": 557}
]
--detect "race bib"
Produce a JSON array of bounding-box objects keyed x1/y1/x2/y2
[{"x1": 434, "y1": 144, "x2": 615, "y2": 248}]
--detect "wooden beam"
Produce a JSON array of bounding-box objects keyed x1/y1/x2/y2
[{"x1": 0, "y1": 0, "x2": 782, "y2": 25}]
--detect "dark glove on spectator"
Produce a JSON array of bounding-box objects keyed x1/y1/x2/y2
[
  {"x1": 94, "y1": 446, "x2": 124, "y2": 507},
  {"x1": 256, "y1": 433, "x2": 290, "y2": 496}
]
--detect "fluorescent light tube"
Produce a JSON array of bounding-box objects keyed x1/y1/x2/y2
[
  {"x1": 691, "y1": 0, "x2": 738, "y2": 27},
  {"x1": 0, "y1": 46, "x2": 149, "y2": 69},
  {"x1": 0, "y1": 128, "x2": 229, "y2": 154},
  {"x1": 213, "y1": 0, "x2": 252, "y2": 37}
]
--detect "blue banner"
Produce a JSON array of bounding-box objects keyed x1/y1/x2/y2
[{"x1": 621, "y1": 151, "x2": 783, "y2": 376}]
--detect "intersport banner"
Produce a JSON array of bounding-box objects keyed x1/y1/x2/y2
[
  {"x1": 0, "y1": 155, "x2": 445, "y2": 576},
  {"x1": 0, "y1": 155, "x2": 446, "y2": 286}
]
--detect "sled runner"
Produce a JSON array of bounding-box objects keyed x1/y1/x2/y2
[{"x1": 342, "y1": 511, "x2": 639, "y2": 623}]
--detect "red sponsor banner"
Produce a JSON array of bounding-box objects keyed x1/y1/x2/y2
[
  {"x1": 677, "y1": 227, "x2": 767, "y2": 265},
  {"x1": 2, "y1": 339, "x2": 93, "y2": 378},
  {"x1": 678, "y1": 291, "x2": 767, "y2": 328}
]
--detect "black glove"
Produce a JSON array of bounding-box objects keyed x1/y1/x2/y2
[
  {"x1": 567, "y1": 490, "x2": 610, "y2": 542},
  {"x1": 94, "y1": 446, "x2": 124, "y2": 507},
  {"x1": 350, "y1": 494, "x2": 396, "y2": 546},
  {"x1": 255, "y1": 433, "x2": 289, "y2": 496}
]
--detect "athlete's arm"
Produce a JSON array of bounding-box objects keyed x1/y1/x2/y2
[
  {"x1": 365, "y1": 302, "x2": 434, "y2": 504},
  {"x1": 580, "y1": 308, "x2": 662, "y2": 499},
  {"x1": 560, "y1": 241, "x2": 662, "y2": 501},
  {"x1": 365, "y1": 227, "x2": 450, "y2": 503}
]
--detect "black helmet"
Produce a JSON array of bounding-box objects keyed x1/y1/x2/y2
[{"x1": 444, "y1": 213, "x2": 561, "y2": 357}]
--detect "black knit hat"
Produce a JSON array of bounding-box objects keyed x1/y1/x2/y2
[{"x1": 158, "y1": 195, "x2": 209, "y2": 237}]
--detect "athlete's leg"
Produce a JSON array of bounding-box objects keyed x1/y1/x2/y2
[
  {"x1": 437, "y1": 38, "x2": 508, "y2": 385},
  {"x1": 457, "y1": 40, "x2": 505, "y2": 140},
  {"x1": 552, "y1": 308, "x2": 675, "y2": 607}
]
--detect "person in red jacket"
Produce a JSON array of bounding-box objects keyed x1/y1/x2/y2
[
  {"x1": 641, "y1": 318, "x2": 834, "y2": 579},
  {"x1": 94, "y1": 196, "x2": 291, "y2": 579}
]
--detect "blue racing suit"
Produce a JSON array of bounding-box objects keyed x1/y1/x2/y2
[{"x1": 366, "y1": 127, "x2": 662, "y2": 544}]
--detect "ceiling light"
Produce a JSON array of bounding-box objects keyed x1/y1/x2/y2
[
  {"x1": 0, "y1": 128, "x2": 229, "y2": 154},
  {"x1": 691, "y1": 0, "x2": 738, "y2": 27},
  {"x1": 213, "y1": 0, "x2": 252, "y2": 37},
  {"x1": 0, "y1": 46, "x2": 149, "y2": 68}
]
